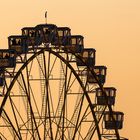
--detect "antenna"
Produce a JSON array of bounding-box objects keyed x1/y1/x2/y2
[{"x1": 45, "y1": 11, "x2": 47, "y2": 24}]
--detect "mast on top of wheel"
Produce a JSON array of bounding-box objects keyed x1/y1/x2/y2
[{"x1": 45, "y1": 11, "x2": 47, "y2": 24}]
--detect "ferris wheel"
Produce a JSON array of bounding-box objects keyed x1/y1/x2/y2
[{"x1": 0, "y1": 13, "x2": 128, "y2": 140}]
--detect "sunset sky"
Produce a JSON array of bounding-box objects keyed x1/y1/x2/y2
[{"x1": 0, "y1": 0, "x2": 140, "y2": 139}]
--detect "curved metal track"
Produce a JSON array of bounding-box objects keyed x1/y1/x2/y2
[{"x1": 0, "y1": 48, "x2": 107, "y2": 140}]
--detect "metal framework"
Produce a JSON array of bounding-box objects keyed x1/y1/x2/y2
[{"x1": 0, "y1": 14, "x2": 128, "y2": 140}]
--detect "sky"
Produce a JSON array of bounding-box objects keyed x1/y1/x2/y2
[{"x1": 0, "y1": 0, "x2": 140, "y2": 139}]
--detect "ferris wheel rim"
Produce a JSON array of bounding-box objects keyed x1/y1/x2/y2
[{"x1": 0, "y1": 47, "x2": 104, "y2": 140}]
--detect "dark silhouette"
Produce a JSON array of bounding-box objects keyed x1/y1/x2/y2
[
  {"x1": 12, "y1": 39, "x2": 17, "y2": 45},
  {"x1": 5, "y1": 53, "x2": 10, "y2": 59}
]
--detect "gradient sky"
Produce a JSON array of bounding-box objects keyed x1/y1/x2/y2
[{"x1": 0, "y1": 0, "x2": 140, "y2": 139}]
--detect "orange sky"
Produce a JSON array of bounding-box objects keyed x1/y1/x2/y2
[{"x1": 0, "y1": 0, "x2": 140, "y2": 139}]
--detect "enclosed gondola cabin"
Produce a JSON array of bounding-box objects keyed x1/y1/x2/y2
[
  {"x1": 57, "y1": 27, "x2": 71, "y2": 46},
  {"x1": 96, "y1": 87, "x2": 116, "y2": 105},
  {"x1": 64, "y1": 35, "x2": 84, "y2": 53},
  {"x1": 0, "y1": 49, "x2": 16, "y2": 68},
  {"x1": 87, "y1": 66, "x2": 107, "y2": 85},
  {"x1": 8, "y1": 36, "x2": 28, "y2": 54},
  {"x1": 104, "y1": 111, "x2": 124, "y2": 129},
  {"x1": 76, "y1": 48, "x2": 96, "y2": 66},
  {"x1": 35, "y1": 24, "x2": 58, "y2": 45},
  {"x1": 22, "y1": 27, "x2": 37, "y2": 46}
]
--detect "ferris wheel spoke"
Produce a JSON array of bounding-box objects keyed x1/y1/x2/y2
[
  {"x1": 84, "y1": 124, "x2": 96, "y2": 140},
  {"x1": 70, "y1": 94, "x2": 85, "y2": 139},
  {"x1": 7, "y1": 95, "x2": 33, "y2": 137},
  {"x1": 43, "y1": 52, "x2": 54, "y2": 140},
  {"x1": 23, "y1": 65, "x2": 41, "y2": 140},
  {"x1": 48, "y1": 55, "x2": 58, "y2": 77},
  {"x1": 4, "y1": 74, "x2": 32, "y2": 138},
  {"x1": 20, "y1": 72, "x2": 43, "y2": 123},
  {"x1": 35, "y1": 56, "x2": 45, "y2": 77},
  {"x1": 27, "y1": 58, "x2": 34, "y2": 77},
  {"x1": 90, "y1": 107, "x2": 106, "y2": 138},
  {"x1": 54, "y1": 59, "x2": 67, "y2": 139},
  {"x1": 28, "y1": 85, "x2": 42, "y2": 118},
  {"x1": 54, "y1": 87, "x2": 65, "y2": 137},
  {"x1": 61, "y1": 54, "x2": 69, "y2": 140},
  {"x1": 67, "y1": 70, "x2": 86, "y2": 139},
  {"x1": 84, "y1": 119, "x2": 99, "y2": 140},
  {"x1": 8, "y1": 96, "x2": 22, "y2": 138},
  {"x1": 1, "y1": 115, "x2": 14, "y2": 138},
  {"x1": 66, "y1": 76, "x2": 77, "y2": 92},
  {"x1": 74, "y1": 105, "x2": 90, "y2": 131},
  {"x1": 0, "y1": 132, "x2": 8, "y2": 140},
  {"x1": 52, "y1": 70, "x2": 73, "y2": 140},
  {"x1": 2, "y1": 109, "x2": 21, "y2": 139},
  {"x1": 61, "y1": 90, "x2": 85, "y2": 138}
]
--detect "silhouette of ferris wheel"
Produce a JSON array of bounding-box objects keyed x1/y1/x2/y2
[{"x1": 0, "y1": 12, "x2": 128, "y2": 140}]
